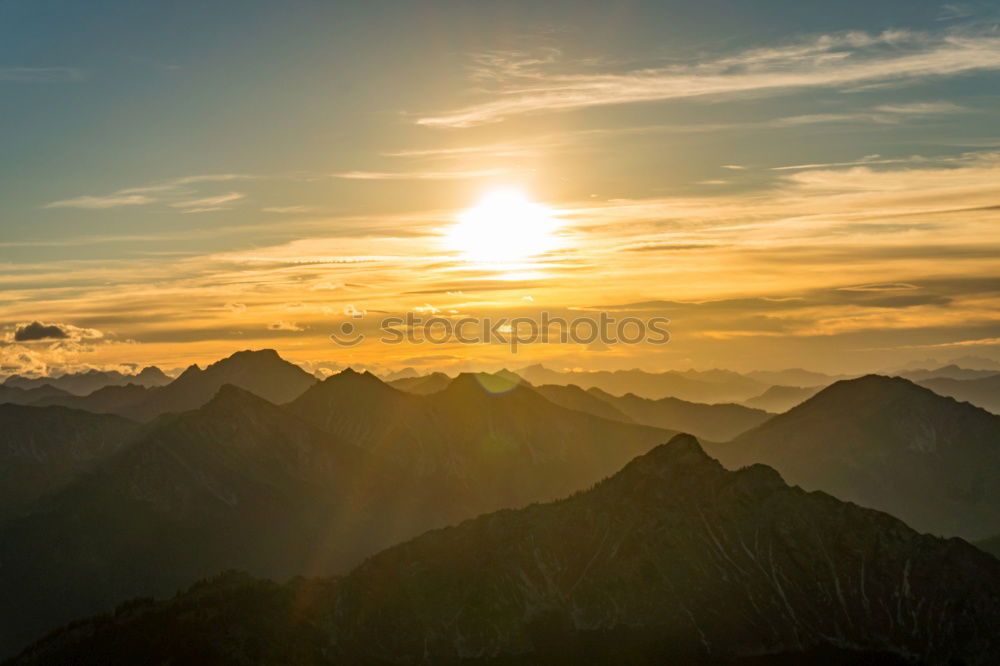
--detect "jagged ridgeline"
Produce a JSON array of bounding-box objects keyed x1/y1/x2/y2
[{"x1": 12, "y1": 436, "x2": 999, "y2": 666}]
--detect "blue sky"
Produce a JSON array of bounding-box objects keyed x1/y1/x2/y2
[{"x1": 2, "y1": 0, "x2": 1000, "y2": 375}]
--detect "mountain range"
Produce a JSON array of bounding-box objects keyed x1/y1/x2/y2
[
  {"x1": 0, "y1": 384, "x2": 71, "y2": 407},
  {"x1": 3, "y1": 350, "x2": 999, "y2": 662},
  {"x1": 0, "y1": 385, "x2": 470, "y2": 656},
  {"x1": 0, "y1": 359, "x2": 674, "y2": 657},
  {"x1": 897, "y1": 364, "x2": 999, "y2": 382},
  {"x1": 515, "y1": 364, "x2": 769, "y2": 402},
  {"x1": 12, "y1": 435, "x2": 999, "y2": 665},
  {"x1": 740, "y1": 384, "x2": 823, "y2": 412},
  {"x1": 388, "y1": 371, "x2": 774, "y2": 441},
  {"x1": 533, "y1": 383, "x2": 772, "y2": 441},
  {"x1": 286, "y1": 369, "x2": 672, "y2": 508},
  {"x1": 2, "y1": 367, "x2": 171, "y2": 395},
  {"x1": 24, "y1": 349, "x2": 318, "y2": 421}
]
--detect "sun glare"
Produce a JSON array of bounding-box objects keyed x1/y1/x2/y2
[{"x1": 448, "y1": 188, "x2": 559, "y2": 264}]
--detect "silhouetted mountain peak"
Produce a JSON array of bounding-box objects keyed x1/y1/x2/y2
[
  {"x1": 204, "y1": 383, "x2": 271, "y2": 410},
  {"x1": 134, "y1": 366, "x2": 169, "y2": 380},
  {"x1": 206, "y1": 348, "x2": 289, "y2": 373},
  {"x1": 176, "y1": 363, "x2": 203, "y2": 380},
  {"x1": 334, "y1": 366, "x2": 381, "y2": 381},
  {"x1": 314, "y1": 367, "x2": 395, "y2": 394},
  {"x1": 444, "y1": 371, "x2": 525, "y2": 398},
  {"x1": 618, "y1": 433, "x2": 724, "y2": 486},
  {"x1": 645, "y1": 432, "x2": 711, "y2": 465}
]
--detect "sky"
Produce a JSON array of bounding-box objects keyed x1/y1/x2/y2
[{"x1": 2, "y1": 0, "x2": 1000, "y2": 377}]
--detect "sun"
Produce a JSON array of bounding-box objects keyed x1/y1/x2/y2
[{"x1": 447, "y1": 188, "x2": 559, "y2": 264}]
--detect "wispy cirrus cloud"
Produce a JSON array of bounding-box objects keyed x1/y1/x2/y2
[
  {"x1": 170, "y1": 192, "x2": 245, "y2": 213},
  {"x1": 43, "y1": 174, "x2": 252, "y2": 210},
  {"x1": 44, "y1": 194, "x2": 157, "y2": 209},
  {"x1": 417, "y1": 30, "x2": 1000, "y2": 127}
]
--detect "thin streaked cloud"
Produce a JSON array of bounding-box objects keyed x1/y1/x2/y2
[
  {"x1": 418, "y1": 30, "x2": 1000, "y2": 127},
  {"x1": 42, "y1": 174, "x2": 253, "y2": 210},
  {"x1": 170, "y1": 192, "x2": 245, "y2": 211},
  {"x1": 44, "y1": 194, "x2": 156, "y2": 209}
]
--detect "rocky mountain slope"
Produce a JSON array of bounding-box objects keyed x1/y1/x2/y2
[
  {"x1": 713, "y1": 375, "x2": 1000, "y2": 539},
  {"x1": 0, "y1": 386, "x2": 470, "y2": 657},
  {"x1": 13, "y1": 435, "x2": 1000, "y2": 665},
  {"x1": 0, "y1": 370, "x2": 674, "y2": 658},
  {"x1": 0, "y1": 404, "x2": 138, "y2": 520}
]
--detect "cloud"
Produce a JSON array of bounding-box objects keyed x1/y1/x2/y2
[
  {"x1": 13, "y1": 321, "x2": 69, "y2": 341},
  {"x1": 267, "y1": 321, "x2": 304, "y2": 332},
  {"x1": 625, "y1": 243, "x2": 721, "y2": 252},
  {"x1": 417, "y1": 30, "x2": 1000, "y2": 127},
  {"x1": 774, "y1": 101, "x2": 967, "y2": 127},
  {"x1": 225, "y1": 302, "x2": 247, "y2": 314},
  {"x1": 8, "y1": 321, "x2": 104, "y2": 343},
  {"x1": 43, "y1": 174, "x2": 252, "y2": 210},
  {"x1": 836, "y1": 283, "x2": 919, "y2": 292},
  {"x1": 0, "y1": 67, "x2": 83, "y2": 82},
  {"x1": 171, "y1": 192, "x2": 245, "y2": 212},
  {"x1": 770, "y1": 154, "x2": 917, "y2": 171},
  {"x1": 44, "y1": 194, "x2": 157, "y2": 209},
  {"x1": 873, "y1": 101, "x2": 968, "y2": 114}
]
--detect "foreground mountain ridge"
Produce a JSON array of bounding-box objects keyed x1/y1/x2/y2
[{"x1": 12, "y1": 435, "x2": 999, "y2": 665}]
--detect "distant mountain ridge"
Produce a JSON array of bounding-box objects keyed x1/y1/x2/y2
[
  {"x1": 13, "y1": 435, "x2": 1000, "y2": 665},
  {"x1": 515, "y1": 364, "x2": 768, "y2": 402},
  {"x1": 917, "y1": 374, "x2": 1000, "y2": 415},
  {"x1": 898, "y1": 364, "x2": 1000, "y2": 382},
  {"x1": 586, "y1": 386, "x2": 772, "y2": 441},
  {"x1": 26, "y1": 349, "x2": 318, "y2": 421},
  {"x1": 0, "y1": 384, "x2": 71, "y2": 407},
  {"x1": 3, "y1": 367, "x2": 170, "y2": 396},
  {"x1": 712, "y1": 374, "x2": 1000, "y2": 539},
  {"x1": 741, "y1": 384, "x2": 823, "y2": 413},
  {"x1": 388, "y1": 371, "x2": 452, "y2": 394}
]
